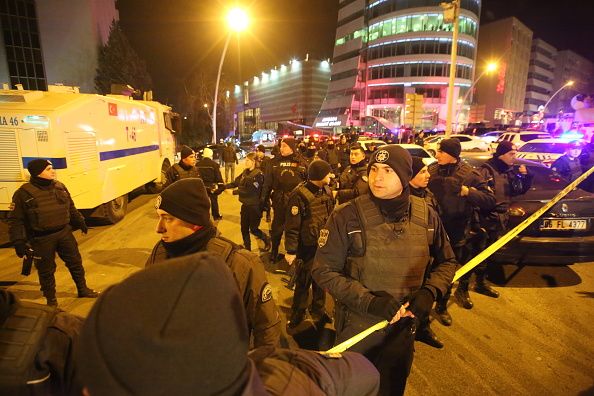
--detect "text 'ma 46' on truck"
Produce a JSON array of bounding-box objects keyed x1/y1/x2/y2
[{"x1": 0, "y1": 86, "x2": 178, "y2": 236}]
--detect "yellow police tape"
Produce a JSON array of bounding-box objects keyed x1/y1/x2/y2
[{"x1": 325, "y1": 164, "x2": 594, "y2": 354}]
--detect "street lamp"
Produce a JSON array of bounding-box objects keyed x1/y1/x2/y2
[
  {"x1": 211, "y1": 7, "x2": 249, "y2": 144},
  {"x1": 455, "y1": 61, "x2": 498, "y2": 130},
  {"x1": 542, "y1": 80, "x2": 574, "y2": 115}
]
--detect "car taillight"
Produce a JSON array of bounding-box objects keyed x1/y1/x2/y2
[{"x1": 508, "y1": 207, "x2": 526, "y2": 217}]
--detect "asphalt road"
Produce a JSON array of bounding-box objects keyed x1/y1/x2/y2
[{"x1": 1, "y1": 161, "x2": 593, "y2": 395}]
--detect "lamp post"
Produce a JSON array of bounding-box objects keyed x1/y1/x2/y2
[
  {"x1": 455, "y1": 62, "x2": 498, "y2": 130},
  {"x1": 211, "y1": 8, "x2": 249, "y2": 144},
  {"x1": 542, "y1": 80, "x2": 574, "y2": 116},
  {"x1": 441, "y1": 0, "x2": 460, "y2": 137}
]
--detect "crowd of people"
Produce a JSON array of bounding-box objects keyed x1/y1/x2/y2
[{"x1": 3, "y1": 131, "x2": 594, "y2": 395}]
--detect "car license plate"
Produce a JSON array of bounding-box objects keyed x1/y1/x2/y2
[{"x1": 540, "y1": 219, "x2": 588, "y2": 230}]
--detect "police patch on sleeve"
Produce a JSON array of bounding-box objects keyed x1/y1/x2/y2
[
  {"x1": 261, "y1": 283, "x2": 273, "y2": 303},
  {"x1": 318, "y1": 228, "x2": 330, "y2": 248},
  {"x1": 291, "y1": 205, "x2": 299, "y2": 216},
  {"x1": 154, "y1": 195, "x2": 162, "y2": 209}
]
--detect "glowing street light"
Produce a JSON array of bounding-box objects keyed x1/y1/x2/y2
[
  {"x1": 542, "y1": 80, "x2": 574, "y2": 115},
  {"x1": 455, "y1": 61, "x2": 498, "y2": 129},
  {"x1": 211, "y1": 7, "x2": 249, "y2": 143}
]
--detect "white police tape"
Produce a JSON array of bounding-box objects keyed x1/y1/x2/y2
[{"x1": 325, "y1": 163, "x2": 594, "y2": 354}]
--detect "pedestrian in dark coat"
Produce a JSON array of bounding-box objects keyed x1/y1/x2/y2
[
  {"x1": 77, "y1": 252, "x2": 380, "y2": 396},
  {"x1": 197, "y1": 147, "x2": 225, "y2": 220},
  {"x1": 8, "y1": 159, "x2": 99, "y2": 306}
]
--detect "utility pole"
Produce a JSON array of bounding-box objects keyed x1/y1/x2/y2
[{"x1": 442, "y1": 0, "x2": 460, "y2": 137}]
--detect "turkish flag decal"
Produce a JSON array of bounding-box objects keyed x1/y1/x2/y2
[{"x1": 108, "y1": 103, "x2": 118, "y2": 116}]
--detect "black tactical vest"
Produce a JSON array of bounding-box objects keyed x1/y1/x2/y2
[
  {"x1": 147, "y1": 236, "x2": 237, "y2": 267},
  {"x1": 427, "y1": 162, "x2": 473, "y2": 222},
  {"x1": 0, "y1": 302, "x2": 56, "y2": 393},
  {"x1": 237, "y1": 169, "x2": 263, "y2": 206},
  {"x1": 171, "y1": 163, "x2": 201, "y2": 181},
  {"x1": 295, "y1": 184, "x2": 334, "y2": 246},
  {"x1": 347, "y1": 194, "x2": 432, "y2": 300},
  {"x1": 20, "y1": 182, "x2": 70, "y2": 232},
  {"x1": 272, "y1": 157, "x2": 306, "y2": 194},
  {"x1": 338, "y1": 164, "x2": 369, "y2": 204}
]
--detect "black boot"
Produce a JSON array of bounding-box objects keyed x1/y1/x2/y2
[
  {"x1": 435, "y1": 303, "x2": 452, "y2": 326},
  {"x1": 260, "y1": 234, "x2": 272, "y2": 252},
  {"x1": 78, "y1": 287, "x2": 100, "y2": 298},
  {"x1": 310, "y1": 309, "x2": 332, "y2": 327},
  {"x1": 415, "y1": 325, "x2": 444, "y2": 349},
  {"x1": 455, "y1": 281, "x2": 473, "y2": 309},
  {"x1": 46, "y1": 297, "x2": 58, "y2": 307},
  {"x1": 474, "y1": 277, "x2": 500, "y2": 298},
  {"x1": 287, "y1": 310, "x2": 305, "y2": 329}
]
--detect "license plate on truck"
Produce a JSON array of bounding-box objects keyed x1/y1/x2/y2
[{"x1": 540, "y1": 219, "x2": 588, "y2": 230}]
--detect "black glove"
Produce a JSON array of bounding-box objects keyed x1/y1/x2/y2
[
  {"x1": 367, "y1": 291, "x2": 401, "y2": 321},
  {"x1": 407, "y1": 288, "x2": 435, "y2": 322},
  {"x1": 14, "y1": 241, "x2": 27, "y2": 258},
  {"x1": 80, "y1": 222, "x2": 89, "y2": 234}
]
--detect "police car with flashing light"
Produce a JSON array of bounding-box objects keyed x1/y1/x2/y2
[{"x1": 516, "y1": 138, "x2": 587, "y2": 168}]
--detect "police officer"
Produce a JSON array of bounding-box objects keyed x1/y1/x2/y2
[
  {"x1": 336, "y1": 143, "x2": 369, "y2": 204},
  {"x1": 551, "y1": 140, "x2": 584, "y2": 182},
  {"x1": 336, "y1": 134, "x2": 351, "y2": 173},
  {"x1": 226, "y1": 152, "x2": 271, "y2": 252},
  {"x1": 478, "y1": 140, "x2": 533, "y2": 296},
  {"x1": 313, "y1": 145, "x2": 458, "y2": 395},
  {"x1": 255, "y1": 145, "x2": 272, "y2": 222},
  {"x1": 197, "y1": 147, "x2": 224, "y2": 220},
  {"x1": 0, "y1": 290, "x2": 84, "y2": 395},
  {"x1": 164, "y1": 145, "x2": 200, "y2": 187},
  {"x1": 427, "y1": 138, "x2": 495, "y2": 324},
  {"x1": 146, "y1": 178, "x2": 282, "y2": 348},
  {"x1": 409, "y1": 156, "x2": 443, "y2": 349},
  {"x1": 284, "y1": 160, "x2": 335, "y2": 328},
  {"x1": 261, "y1": 138, "x2": 308, "y2": 264},
  {"x1": 8, "y1": 159, "x2": 99, "y2": 306}
]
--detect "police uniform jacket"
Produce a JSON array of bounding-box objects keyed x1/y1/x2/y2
[
  {"x1": 145, "y1": 233, "x2": 282, "y2": 348},
  {"x1": 312, "y1": 195, "x2": 457, "y2": 317},
  {"x1": 9, "y1": 179, "x2": 86, "y2": 242},
  {"x1": 261, "y1": 153, "x2": 308, "y2": 205},
  {"x1": 164, "y1": 162, "x2": 201, "y2": 187},
  {"x1": 427, "y1": 161, "x2": 495, "y2": 244},
  {"x1": 551, "y1": 154, "x2": 583, "y2": 182},
  {"x1": 284, "y1": 181, "x2": 335, "y2": 254},
  {"x1": 337, "y1": 163, "x2": 369, "y2": 204},
  {"x1": 226, "y1": 168, "x2": 265, "y2": 206},
  {"x1": 196, "y1": 157, "x2": 224, "y2": 192}
]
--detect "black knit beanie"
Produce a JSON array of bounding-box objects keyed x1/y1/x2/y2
[
  {"x1": 76, "y1": 252, "x2": 251, "y2": 396},
  {"x1": 494, "y1": 140, "x2": 516, "y2": 158},
  {"x1": 439, "y1": 138, "x2": 461, "y2": 159},
  {"x1": 27, "y1": 159, "x2": 51, "y2": 177},
  {"x1": 281, "y1": 137, "x2": 297, "y2": 153},
  {"x1": 180, "y1": 145, "x2": 194, "y2": 160},
  {"x1": 156, "y1": 178, "x2": 211, "y2": 226},
  {"x1": 367, "y1": 144, "x2": 412, "y2": 186},
  {"x1": 308, "y1": 159, "x2": 332, "y2": 181},
  {"x1": 411, "y1": 156, "x2": 426, "y2": 178}
]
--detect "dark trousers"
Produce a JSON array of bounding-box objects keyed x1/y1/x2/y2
[
  {"x1": 270, "y1": 199, "x2": 287, "y2": 257},
  {"x1": 290, "y1": 247, "x2": 325, "y2": 318},
  {"x1": 336, "y1": 311, "x2": 415, "y2": 396},
  {"x1": 240, "y1": 204, "x2": 265, "y2": 250},
  {"x1": 439, "y1": 243, "x2": 473, "y2": 305},
  {"x1": 30, "y1": 226, "x2": 88, "y2": 299},
  {"x1": 208, "y1": 193, "x2": 221, "y2": 218}
]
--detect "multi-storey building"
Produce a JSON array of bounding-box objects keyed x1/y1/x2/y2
[
  {"x1": 232, "y1": 57, "x2": 331, "y2": 138},
  {"x1": 524, "y1": 38, "x2": 556, "y2": 116},
  {"x1": 474, "y1": 17, "x2": 532, "y2": 126},
  {"x1": 549, "y1": 50, "x2": 594, "y2": 115},
  {"x1": 314, "y1": 0, "x2": 482, "y2": 133},
  {"x1": 0, "y1": 0, "x2": 118, "y2": 93}
]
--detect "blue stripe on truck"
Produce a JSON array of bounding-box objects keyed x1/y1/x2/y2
[
  {"x1": 99, "y1": 145, "x2": 159, "y2": 161},
  {"x1": 22, "y1": 157, "x2": 67, "y2": 169}
]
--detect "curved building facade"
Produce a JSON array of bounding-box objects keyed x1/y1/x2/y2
[{"x1": 314, "y1": 0, "x2": 481, "y2": 132}]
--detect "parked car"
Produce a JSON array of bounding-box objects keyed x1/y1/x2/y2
[
  {"x1": 357, "y1": 139, "x2": 436, "y2": 166},
  {"x1": 463, "y1": 156, "x2": 594, "y2": 264},
  {"x1": 478, "y1": 130, "x2": 506, "y2": 144},
  {"x1": 489, "y1": 131, "x2": 551, "y2": 152},
  {"x1": 425, "y1": 134, "x2": 489, "y2": 155},
  {"x1": 516, "y1": 138, "x2": 587, "y2": 168}
]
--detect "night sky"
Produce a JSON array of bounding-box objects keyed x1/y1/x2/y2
[{"x1": 117, "y1": 0, "x2": 594, "y2": 108}]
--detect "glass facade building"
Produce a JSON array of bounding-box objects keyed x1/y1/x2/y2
[{"x1": 314, "y1": 0, "x2": 481, "y2": 132}]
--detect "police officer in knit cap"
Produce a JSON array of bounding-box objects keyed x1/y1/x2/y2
[
  {"x1": 477, "y1": 140, "x2": 532, "y2": 298},
  {"x1": 408, "y1": 156, "x2": 443, "y2": 349},
  {"x1": 284, "y1": 159, "x2": 335, "y2": 330},
  {"x1": 145, "y1": 178, "x2": 282, "y2": 347},
  {"x1": 164, "y1": 145, "x2": 200, "y2": 187},
  {"x1": 8, "y1": 159, "x2": 99, "y2": 306},
  {"x1": 262, "y1": 137, "x2": 308, "y2": 264},
  {"x1": 427, "y1": 138, "x2": 495, "y2": 325},
  {"x1": 336, "y1": 143, "x2": 369, "y2": 204},
  {"x1": 313, "y1": 145, "x2": 457, "y2": 395},
  {"x1": 76, "y1": 252, "x2": 380, "y2": 396}
]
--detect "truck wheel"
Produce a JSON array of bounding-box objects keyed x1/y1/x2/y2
[
  {"x1": 145, "y1": 161, "x2": 170, "y2": 194},
  {"x1": 100, "y1": 194, "x2": 128, "y2": 224}
]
